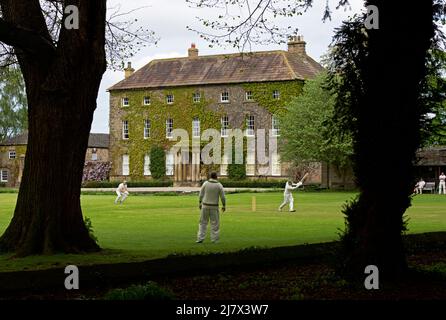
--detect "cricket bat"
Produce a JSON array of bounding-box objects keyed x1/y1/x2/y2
[{"x1": 299, "y1": 172, "x2": 309, "y2": 184}]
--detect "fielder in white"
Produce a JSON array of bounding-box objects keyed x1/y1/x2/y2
[
  {"x1": 279, "y1": 180, "x2": 303, "y2": 212},
  {"x1": 115, "y1": 180, "x2": 129, "y2": 204},
  {"x1": 197, "y1": 172, "x2": 226, "y2": 243},
  {"x1": 439, "y1": 172, "x2": 446, "y2": 195},
  {"x1": 414, "y1": 178, "x2": 426, "y2": 195}
]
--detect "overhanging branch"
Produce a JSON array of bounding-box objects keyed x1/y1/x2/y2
[{"x1": 0, "y1": 18, "x2": 55, "y2": 61}]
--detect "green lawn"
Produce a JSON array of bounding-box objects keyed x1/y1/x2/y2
[{"x1": 0, "y1": 192, "x2": 445, "y2": 272}]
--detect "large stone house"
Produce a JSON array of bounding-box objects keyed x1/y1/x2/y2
[
  {"x1": 0, "y1": 132, "x2": 109, "y2": 187},
  {"x1": 108, "y1": 37, "x2": 325, "y2": 185}
]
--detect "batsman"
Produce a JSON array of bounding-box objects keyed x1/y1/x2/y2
[{"x1": 278, "y1": 173, "x2": 308, "y2": 212}]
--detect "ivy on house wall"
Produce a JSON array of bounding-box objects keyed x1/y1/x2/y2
[
  {"x1": 110, "y1": 80, "x2": 305, "y2": 180},
  {"x1": 111, "y1": 87, "x2": 223, "y2": 180},
  {"x1": 243, "y1": 80, "x2": 304, "y2": 116}
]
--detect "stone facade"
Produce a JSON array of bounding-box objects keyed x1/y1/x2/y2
[
  {"x1": 0, "y1": 133, "x2": 109, "y2": 188},
  {"x1": 108, "y1": 40, "x2": 325, "y2": 185}
]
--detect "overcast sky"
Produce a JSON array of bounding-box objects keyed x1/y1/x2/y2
[{"x1": 91, "y1": 0, "x2": 365, "y2": 133}]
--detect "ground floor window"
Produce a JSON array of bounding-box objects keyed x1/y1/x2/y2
[
  {"x1": 246, "y1": 151, "x2": 255, "y2": 176},
  {"x1": 271, "y1": 153, "x2": 281, "y2": 176},
  {"x1": 122, "y1": 155, "x2": 129, "y2": 176},
  {"x1": 1, "y1": 170, "x2": 8, "y2": 182},
  {"x1": 166, "y1": 152, "x2": 174, "y2": 176},
  {"x1": 144, "y1": 155, "x2": 151, "y2": 176}
]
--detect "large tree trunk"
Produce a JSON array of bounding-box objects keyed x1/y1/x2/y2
[
  {"x1": 0, "y1": 0, "x2": 106, "y2": 256},
  {"x1": 342, "y1": 0, "x2": 435, "y2": 279}
]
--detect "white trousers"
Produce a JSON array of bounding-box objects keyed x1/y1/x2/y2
[
  {"x1": 439, "y1": 181, "x2": 446, "y2": 194},
  {"x1": 279, "y1": 193, "x2": 294, "y2": 211},
  {"x1": 115, "y1": 190, "x2": 129, "y2": 203},
  {"x1": 197, "y1": 207, "x2": 220, "y2": 242}
]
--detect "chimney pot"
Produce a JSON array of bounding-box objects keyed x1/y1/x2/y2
[
  {"x1": 288, "y1": 35, "x2": 306, "y2": 55},
  {"x1": 188, "y1": 43, "x2": 199, "y2": 58},
  {"x1": 124, "y1": 61, "x2": 135, "y2": 79}
]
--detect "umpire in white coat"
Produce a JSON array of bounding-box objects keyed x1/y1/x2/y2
[{"x1": 197, "y1": 172, "x2": 226, "y2": 243}]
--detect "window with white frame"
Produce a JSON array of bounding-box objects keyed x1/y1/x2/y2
[
  {"x1": 91, "y1": 148, "x2": 98, "y2": 161},
  {"x1": 122, "y1": 155, "x2": 129, "y2": 176},
  {"x1": 166, "y1": 118, "x2": 173, "y2": 138},
  {"x1": 221, "y1": 116, "x2": 229, "y2": 137},
  {"x1": 122, "y1": 120, "x2": 129, "y2": 140},
  {"x1": 221, "y1": 91, "x2": 229, "y2": 103},
  {"x1": 271, "y1": 153, "x2": 281, "y2": 176},
  {"x1": 8, "y1": 151, "x2": 16, "y2": 159},
  {"x1": 246, "y1": 115, "x2": 255, "y2": 136},
  {"x1": 192, "y1": 117, "x2": 200, "y2": 138},
  {"x1": 0, "y1": 170, "x2": 8, "y2": 182},
  {"x1": 272, "y1": 90, "x2": 280, "y2": 100},
  {"x1": 220, "y1": 153, "x2": 229, "y2": 176},
  {"x1": 246, "y1": 150, "x2": 255, "y2": 176},
  {"x1": 144, "y1": 119, "x2": 151, "y2": 139},
  {"x1": 272, "y1": 116, "x2": 280, "y2": 136},
  {"x1": 193, "y1": 92, "x2": 201, "y2": 103},
  {"x1": 245, "y1": 91, "x2": 253, "y2": 101},
  {"x1": 144, "y1": 154, "x2": 151, "y2": 176},
  {"x1": 166, "y1": 152, "x2": 174, "y2": 176},
  {"x1": 144, "y1": 96, "x2": 151, "y2": 105},
  {"x1": 122, "y1": 97, "x2": 129, "y2": 107},
  {"x1": 166, "y1": 94, "x2": 174, "y2": 104}
]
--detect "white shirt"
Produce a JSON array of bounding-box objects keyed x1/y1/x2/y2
[
  {"x1": 117, "y1": 183, "x2": 127, "y2": 193},
  {"x1": 440, "y1": 175, "x2": 446, "y2": 182},
  {"x1": 284, "y1": 182, "x2": 302, "y2": 195},
  {"x1": 417, "y1": 181, "x2": 426, "y2": 188}
]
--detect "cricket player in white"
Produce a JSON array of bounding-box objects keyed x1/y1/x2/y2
[
  {"x1": 439, "y1": 172, "x2": 446, "y2": 195},
  {"x1": 197, "y1": 172, "x2": 226, "y2": 243},
  {"x1": 279, "y1": 180, "x2": 303, "y2": 212},
  {"x1": 115, "y1": 180, "x2": 129, "y2": 204},
  {"x1": 414, "y1": 178, "x2": 426, "y2": 194}
]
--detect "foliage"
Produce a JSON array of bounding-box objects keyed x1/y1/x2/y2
[
  {"x1": 218, "y1": 179, "x2": 287, "y2": 188},
  {"x1": 82, "y1": 162, "x2": 111, "y2": 182},
  {"x1": 0, "y1": 65, "x2": 27, "y2": 142},
  {"x1": 103, "y1": 281, "x2": 174, "y2": 300},
  {"x1": 421, "y1": 49, "x2": 446, "y2": 146},
  {"x1": 83, "y1": 217, "x2": 99, "y2": 245},
  {"x1": 279, "y1": 72, "x2": 353, "y2": 180},
  {"x1": 150, "y1": 146, "x2": 167, "y2": 180},
  {"x1": 227, "y1": 138, "x2": 246, "y2": 180},
  {"x1": 186, "y1": 0, "x2": 348, "y2": 50},
  {"x1": 82, "y1": 179, "x2": 173, "y2": 188}
]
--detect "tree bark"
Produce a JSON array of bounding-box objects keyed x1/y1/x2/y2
[
  {"x1": 0, "y1": 0, "x2": 107, "y2": 256},
  {"x1": 342, "y1": 0, "x2": 435, "y2": 278}
]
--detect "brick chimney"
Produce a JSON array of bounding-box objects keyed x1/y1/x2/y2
[
  {"x1": 188, "y1": 43, "x2": 199, "y2": 58},
  {"x1": 124, "y1": 62, "x2": 135, "y2": 79},
  {"x1": 287, "y1": 36, "x2": 306, "y2": 55}
]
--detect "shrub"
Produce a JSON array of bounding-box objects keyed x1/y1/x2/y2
[
  {"x1": 103, "y1": 282, "x2": 174, "y2": 300},
  {"x1": 84, "y1": 217, "x2": 98, "y2": 245},
  {"x1": 150, "y1": 146, "x2": 166, "y2": 179},
  {"x1": 227, "y1": 142, "x2": 246, "y2": 180},
  {"x1": 82, "y1": 180, "x2": 173, "y2": 188}
]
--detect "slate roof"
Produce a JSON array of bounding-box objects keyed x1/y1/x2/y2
[
  {"x1": 1, "y1": 132, "x2": 109, "y2": 149},
  {"x1": 416, "y1": 147, "x2": 446, "y2": 166},
  {"x1": 108, "y1": 50, "x2": 324, "y2": 91}
]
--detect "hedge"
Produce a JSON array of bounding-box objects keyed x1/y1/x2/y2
[{"x1": 82, "y1": 180, "x2": 173, "y2": 188}]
